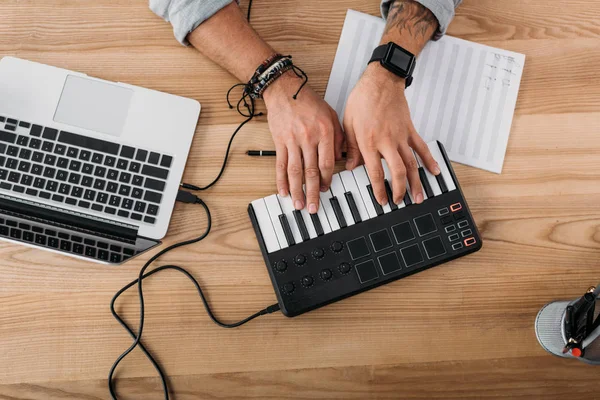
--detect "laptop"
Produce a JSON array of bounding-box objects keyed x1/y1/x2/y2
[{"x1": 0, "y1": 57, "x2": 201, "y2": 264}]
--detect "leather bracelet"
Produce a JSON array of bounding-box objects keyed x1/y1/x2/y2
[{"x1": 249, "y1": 57, "x2": 294, "y2": 99}]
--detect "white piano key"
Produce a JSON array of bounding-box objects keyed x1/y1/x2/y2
[
  {"x1": 340, "y1": 170, "x2": 370, "y2": 222},
  {"x1": 427, "y1": 141, "x2": 457, "y2": 191},
  {"x1": 330, "y1": 173, "x2": 355, "y2": 226},
  {"x1": 251, "y1": 199, "x2": 281, "y2": 253},
  {"x1": 320, "y1": 190, "x2": 340, "y2": 231},
  {"x1": 381, "y1": 159, "x2": 404, "y2": 211},
  {"x1": 415, "y1": 150, "x2": 442, "y2": 197},
  {"x1": 263, "y1": 194, "x2": 289, "y2": 249},
  {"x1": 277, "y1": 194, "x2": 304, "y2": 244},
  {"x1": 352, "y1": 165, "x2": 378, "y2": 219},
  {"x1": 300, "y1": 186, "x2": 319, "y2": 239}
]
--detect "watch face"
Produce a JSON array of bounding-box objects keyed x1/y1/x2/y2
[
  {"x1": 383, "y1": 43, "x2": 415, "y2": 77},
  {"x1": 390, "y1": 47, "x2": 412, "y2": 71}
]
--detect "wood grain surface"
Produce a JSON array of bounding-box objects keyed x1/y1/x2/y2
[{"x1": 1, "y1": 0, "x2": 599, "y2": 399}]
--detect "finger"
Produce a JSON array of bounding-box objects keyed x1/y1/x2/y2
[
  {"x1": 409, "y1": 133, "x2": 440, "y2": 175},
  {"x1": 399, "y1": 145, "x2": 424, "y2": 204},
  {"x1": 342, "y1": 119, "x2": 361, "y2": 170},
  {"x1": 302, "y1": 146, "x2": 321, "y2": 214},
  {"x1": 275, "y1": 144, "x2": 289, "y2": 197},
  {"x1": 330, "y1": 108, "x2": 344, "y2": 161},
  {"x1": 318, "y1": 133, "x2": 335, "y2": 192},
  {"x1": 287, "y1": 145, "x2": 305, "y2": 210},
  {"x1": 380, "y1": 148, "x2": 406, "y2": 205},
  {"x1": 363, "y1": 151, "x2": 387, "y2": 206}
]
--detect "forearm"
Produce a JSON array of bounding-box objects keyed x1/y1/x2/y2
[
  {"x1": 381, "y1": 0, "x2": 439, "y2": 56},
  {"x1": 186, "y1": 2, "x2": 275, "y2": 82}
]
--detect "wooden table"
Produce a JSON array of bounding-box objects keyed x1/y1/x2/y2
[{"x1": 1, "y1": 1, "x2": 599, "y2": 398}]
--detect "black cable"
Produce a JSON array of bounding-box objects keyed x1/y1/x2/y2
[
  {"x1": 247, "y1": 0, "x2": 253, "y2": 21},
  {"x1": 108, "y1": 192, "x2": 280, "y2": 399}
]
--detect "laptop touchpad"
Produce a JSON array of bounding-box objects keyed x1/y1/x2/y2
[{"x1": 54, "y1": 75, "x2": 133, "y2": 137}]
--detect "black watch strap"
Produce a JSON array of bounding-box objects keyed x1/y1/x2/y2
[
  {"x1": 368, "y1": 43, "x2": 414, "y2": 88},
  {"x1": 368, "y1": 45, "x2": 388, "y2": 65}
]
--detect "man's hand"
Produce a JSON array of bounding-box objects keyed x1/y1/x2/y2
[
  {"x1": 342, "y1": 0, "x2": 441, "y2": 206},
  {"x1": 263, "y1": 72, "x2": 343, "y2": 213},
  {"x1": 343, "y1": 64, "x2": 439, "y2": 205}
]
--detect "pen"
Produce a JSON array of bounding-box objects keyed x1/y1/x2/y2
[{"x1": 248, "y1": 150, "x2": 348, "y2": 157}]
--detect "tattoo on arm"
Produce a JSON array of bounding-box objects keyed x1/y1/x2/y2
[{"x1": 384, "y1": 0, "x2": 439, "y2": 39}]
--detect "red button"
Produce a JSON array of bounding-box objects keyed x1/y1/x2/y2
[
  {"x1": 464, "y1": 237, "x2": 476, "y2": 247},
  {"x1": 450, "y1": 203, "x2": 462, "y2": 212}
]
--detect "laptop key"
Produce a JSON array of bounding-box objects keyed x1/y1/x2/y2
[
  {"x1": 42, "y1": 127, "x2": 58, "y2": 140},
  {"x1": 144, "y1": 216, "x2": 156, "y2": 224},
  {"x1": 54, "y1": 144, "x2": 66, "y2": 155},
  {"x1": 117, "y1": 210, "x2": 129, "y2": 218},
  {"x1": 116, "y1": 159, "x2": 128, "y2": 170},
  {"x1": 66, "y1": 147, "x2": 79, "y2": 158},
  {"x1": 91, "y1": 153, "x2": 103, "y2": 164},
  {"x1": 44, "y1": 154, "x2": 56, "y2": 166},
  {"x1": 25, "y1": 188, "x2": 38, "y2": 196},
  {"x1": 20, "y1": 174, "x2": 33, "y2": 186},
  {"x1": 0, "y1": 130, "x2": 16, "y2": 143},
  {"x1": 119, "y1": 185, "x2": 131, "y2": 197},
  {"x1": 144, "y1": 190, "x2": 162, "y2": 204},
  {"x1": 93, "y1": 179, "x2": 106, "y2": 190},
  {"x1": 56, "y1": 170, "x2": 68, "y2": 181},
  {"x1": 12, "y1": 185, "x2": 24, "y2": 193},
  {"x1": 107, "y1": 169, "x2": 118, "y2": 180},
  {"x1": 59, "y1": 131, "x2": 119, "y2": 155},
  {"x1": 160, "y1": 155, "x2": 173, "y2": 168},
  {"x1": 58, "y1": 183, "x2": 70, "y2": 194},
  {"x1": 17, "y1": 135, "x2": 28, "y2": 146},
  {"x1": 106, "y1": 182, "x2": 118, "y2": 193},
  {"x1": 46, "y1": 181, "x2": 58, "y2": 192},
  {"x1": 131, "y1": 213, "x2": 142, "y2": 221},
  {"x1": 120, "y1": 146, "x2": 135, "y2": 159},
  {"x1": 104, "y1": 156, "x2": 116, "y2": 167},
  {"x1": 78, "y1": 200, "x2": 90, "y2": 209},
  {"x1": 147, "y1": 204, "x2": 159, "y2": 215},
  {"x1": 122, "y1": 198, "x2": 133, "y2": 210},
  {"x1": 7, "y1": 145, "x2": 18, "y2": 156},
  {"x1": 142, "y1": 165, "x2": 168, "y2": 180},
  {"x1": 109, "y1": 195, "x2": 121, "y2": 207},
  {"x1": 135, "y1": 149, "x2": 147, "y2": 162},
  {"x1": 82, "y1": 163, "x2": 94, "y2": 174},
  {"x1": 96, "y1": 192, "x2": 108, "y2": 204},
  {"x1": 29, "y1": 125, "x2": 42, "y2": 137},
  {"x1": 71, "y1": 186, "x2": 82, "y2": 198},
  {"x1": 81, "y1": 176, "x2": 93, "y2": 187},
  {"x1": 68, "y1": 173, "x2": 81, "y2": 185},
  {"x1": 104, "y1": 207, "x2": 116, "y2": 215},
  {"x1": 132, "y1": 187, "x2": 143, "y2": 198},
  {"x1": 134, "y1": 201, "x2": 146, "y2": 213},
  {"x1": 79, "y1": 150, "x2": 91, "y2": 161},
  {"x1": 8, "y1": 172, "x2": 20, "y2": 182},
  {"x1": 119, "y1": 172, "x2": 131, "y2": 183},
  {"x1": 84, "y1": 189, "x2": 95, "y2": 201},
  {"x1": 42, "y1": 141, "x2": 54, "y2": 152},
  {"x1": 57, "y1": 157, "x2": 69, "y2": 168},
  {"x1": 132, "y1": 175, "x2": 143, "y2": 186},
  {"x1": 94, "y1": 166, "x2": 107, "y2": 177},
  {"x1": 52, "y1": 194, "x2": 64, "y2": 202},
  {"x1": 18, "y1": 148, "x2": 31, "y2": 159},
  {"x1": 6, "y1": 158, "x2": 17, "y2": 169},
  {"x1": 129, "y1": 162, "x2": 140, "y2": 173},
  {"x1": 33, "y1": 178, "x2": 45, "y2": 188},
  {"x1": 65, "y1": 197, "x2": 77, "y2": 206},
  {"x1": 29, "y1": 139, "x2": 41, "y2": 149},
  {"x1": 91, "y1": 203, "x2": 103, "y2": 211},
  {"x1": 69, "y1": 160, "x2": 81, "y2": 171},
  {"x1": 148, "y1": 152, "x2": 160, "y2": 164},
  {"x1": 144, "y1": 178, "x2": 165, "y2": 192},
  {"x1": 39, "y1": 191, "x2": 51, "y2": 199}
]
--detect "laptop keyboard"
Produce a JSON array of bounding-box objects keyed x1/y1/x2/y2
[
  {"x1": 0, "y1": 115, "x2": 173, "y2": 226},
  {"x1": 0, "y1": 215, "x2": 136, "y2": 263}
]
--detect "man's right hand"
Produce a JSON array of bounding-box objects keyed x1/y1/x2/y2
[{"x1": 263, "y1": 71, "x2": 344, "y2": 214}]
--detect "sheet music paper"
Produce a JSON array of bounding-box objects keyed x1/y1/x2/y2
[{"x1": 324, "y1": 10, "x2": 526, "y2": 173}]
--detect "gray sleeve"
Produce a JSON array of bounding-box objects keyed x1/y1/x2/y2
[
  {"x1": 149, "y1": 0, "x2": 239, "y2": 46},
  {"x1": 380, "y1": 0, "x2": 462, "y2": 40}
]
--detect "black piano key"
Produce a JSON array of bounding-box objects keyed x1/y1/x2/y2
[
  {"x1": 384, "y1": 180, "x2": 398, "y2": 211},
  {"x1": 329, "y1": 196, "x2": 347, "y2": 228},
  {"x1": 58, "y1": 131, "x2": 120, "y2": 155},
  {"x1": 278, "y1": 214, "x2": 296, "y2": 246},
  {"x1": 436, "y1": 173, "x2": 448, "y2": 193},
  {"x1": 293, "y1": 210, "x2": 310, "y2": 241},
  {"x1": 310, "y1": 213, "x2": 324, "y2": 237},
  {"x1": 418, "y1": 167, "x2": 434, "y2": 198},
  {"x1": 344, "y1": 192, "x2": 362, "y2": 224},
  {"x1": 404, "y1": 191, "x2": 412, "y2": 206},
  {"x1": 366, "y1": 184, "x2": 384, "y2": 216}
]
